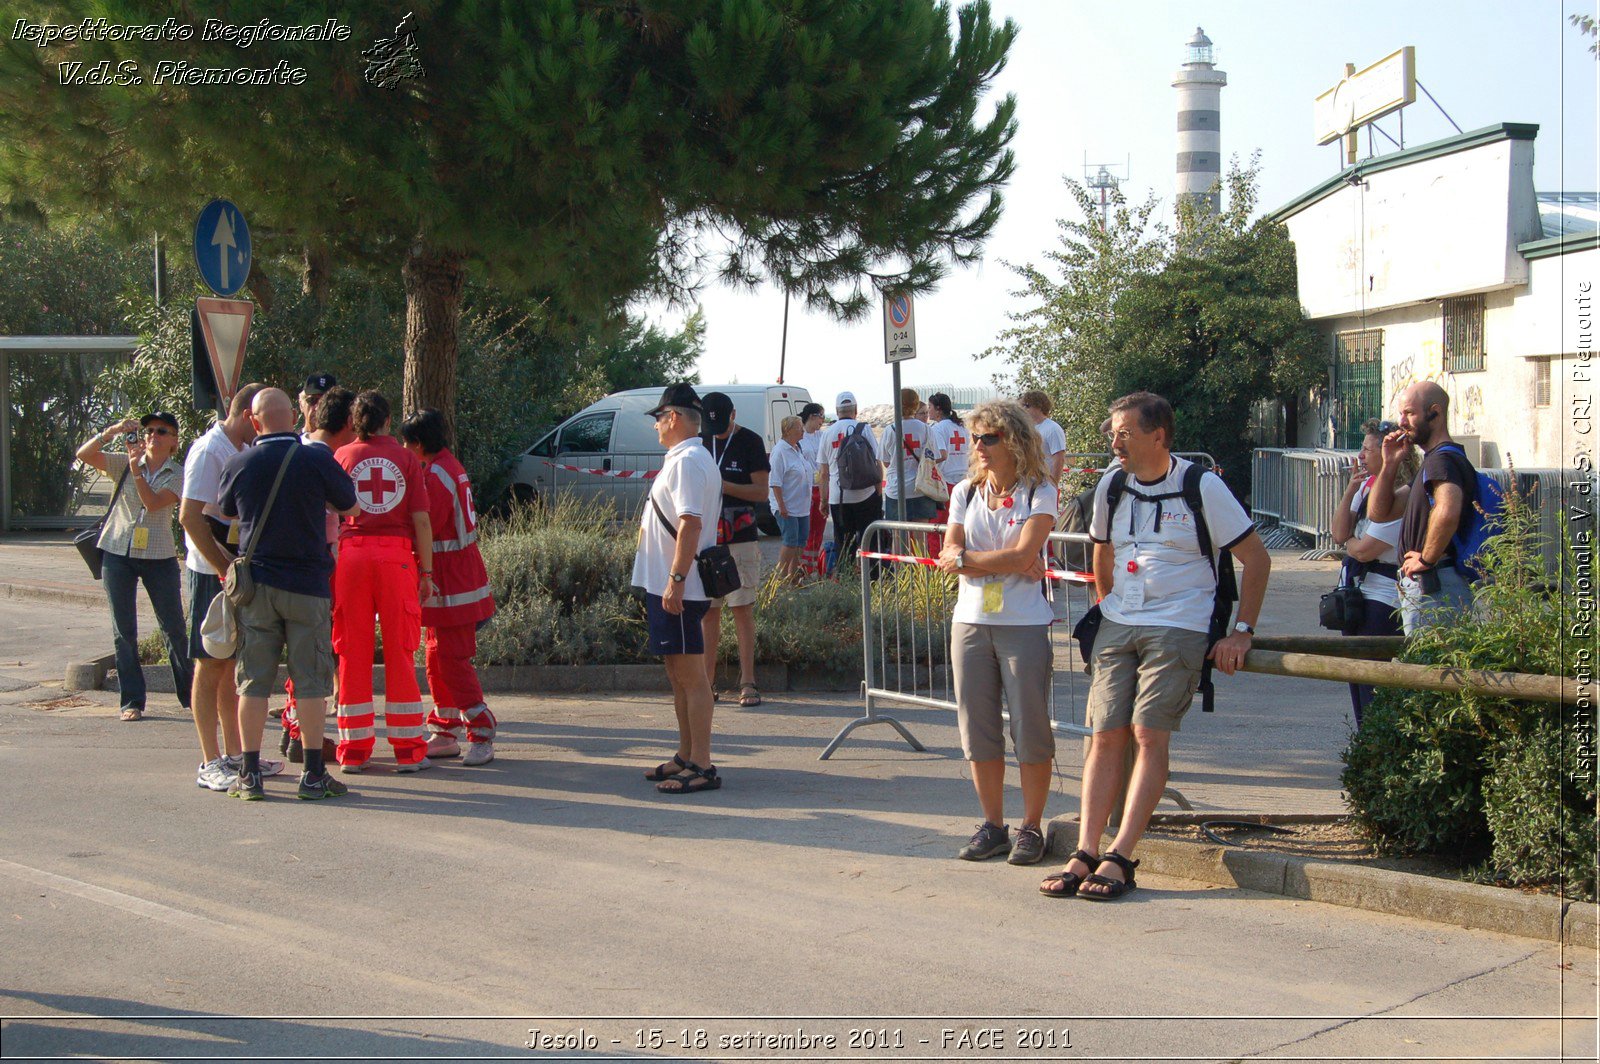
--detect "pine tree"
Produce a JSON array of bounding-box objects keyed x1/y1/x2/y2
[{"x1": 0, "y1": 2, "x2": 1018, "y2": 441}]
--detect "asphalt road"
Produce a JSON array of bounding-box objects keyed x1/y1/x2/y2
[{"x1": 0, "y1": 590, "x2": 1594, "y2": 1062}]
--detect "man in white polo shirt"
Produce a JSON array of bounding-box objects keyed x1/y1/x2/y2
[
  {"x1": 177, "y1": 383, "x2": 283, "y2": 792},
  {"x1": 632, "y1": 384, "x2": 725, "y2": 795}
]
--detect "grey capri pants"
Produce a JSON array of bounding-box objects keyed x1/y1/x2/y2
[{"x1": 950, "y1": 621, "x2": 1055, "y2": 763}]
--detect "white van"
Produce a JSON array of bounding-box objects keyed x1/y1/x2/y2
[{"x1": 506, "y1": 384, "x2": 814, "y2": 530}]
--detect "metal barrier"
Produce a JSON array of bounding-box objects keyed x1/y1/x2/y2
[
  {"x1": 823, "y1": 518, "x2": 1192, "y2": 809},
  {"x1": 1059, "y1": 451, "x2": 1218, "y2": 482}
]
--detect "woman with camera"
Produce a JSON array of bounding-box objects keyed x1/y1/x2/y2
[{"x1": 75, "y1": 413, "x2": 193, "y2": 721}]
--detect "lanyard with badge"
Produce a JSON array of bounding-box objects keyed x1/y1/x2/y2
[
  {"x1": 129, "y1": 460, "x2": 160, "y2": 551},
  {"x1": 980, "y1": 483, "x2": 1022, "y2": 615}
]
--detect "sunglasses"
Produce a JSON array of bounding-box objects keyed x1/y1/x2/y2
[
  {"x1": 974, "y1": 432, "x2": 1004, "y2": 446},
  {"x1": 652, "y1": 410, "x2": 676, "y2": 423},
  {"x1": 142, "y1": 427, "x2": 174, "y2": 437}
]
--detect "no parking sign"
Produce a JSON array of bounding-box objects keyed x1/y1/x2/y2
[{"x1": 883, "y1": 291, "x2": 916, "y2": 363}]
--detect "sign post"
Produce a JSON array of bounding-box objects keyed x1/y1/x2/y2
[{"x1": 883, "y1": 291, "x2": 918, "y2": 525}]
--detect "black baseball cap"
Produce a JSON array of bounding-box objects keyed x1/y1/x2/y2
[
  {"x1": 702, "y1": 391, "x2": 734, "y2": 435},
  {"x1": 140, "y1": 411, "x2": 179, "y2": 432},
  {"x1": 303, "y1": 372, "x2": 337, "y2": 397},
  {"x1": 646, "y1": 383, "x2": 702, "y2": 417}
]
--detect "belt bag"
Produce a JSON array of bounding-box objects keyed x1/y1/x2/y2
[
  {"x1": 652, "y1": 497, "x2": 741, "y2": 599},
  {"x1": 74, "y1": 466, "x2": 131, "y2": 580},
  {"x1": 1071, "y1": 603, "x2": 1104, "y2": 674},
  {"x1": 224, "y1": 444, "x2": 298, "y2": 609},
  {"x1": 1318, "y1": 582, "x2": 1365, "y2": 634}
]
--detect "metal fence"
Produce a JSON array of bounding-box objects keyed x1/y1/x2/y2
[{"x1": 1251, "y1": 447, "x2": 1594, "y2": 569}]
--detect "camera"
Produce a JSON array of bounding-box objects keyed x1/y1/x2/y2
[{"x1": 123, "y1": 431, "x2": 139, "y2": 444}]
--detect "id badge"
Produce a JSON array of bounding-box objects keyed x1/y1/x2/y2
[
  {"x1": 981, "y1": 578, "x2": 1004, "y2": 614},
  {"x1": 131, "y1": 526, "x2": 149, "y2": 551},
  {"x1": 226, "y1": 521, "x2": 241, "y2": 546},
  {"x1": 1121, "y1": 571, "x2": 1146, "y2": 610}
]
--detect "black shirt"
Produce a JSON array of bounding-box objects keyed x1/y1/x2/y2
[
  {"x1": 1400, "y1": 445, "x2": 1475, "y2": 561},
  {"x1": 219, "y1": 433, "x2": 358, "y2": 598},
  {"x1": 704, "y1": 425, "x2": 771, "y2": 545}
]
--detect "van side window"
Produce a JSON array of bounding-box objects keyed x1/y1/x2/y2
[
  {"x1": 557, "y1": 412, "x2": 614, "y2": 455},
  {"x1": 526, "y1": 431, "x2": 555, "y2": 458}
]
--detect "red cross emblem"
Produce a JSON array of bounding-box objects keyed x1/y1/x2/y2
[
  {"x1": 948, "y1": 430, "x2": 965, "y2": 453},
  {"x1": 350, "y1": 456, "x2": 405, "y2": 515},
  {"x1": 902, "y1": 433, "x2": 919, "y2": 459}
]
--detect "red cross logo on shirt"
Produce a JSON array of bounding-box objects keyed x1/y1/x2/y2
[
  {"x1": 902, "y1": 433, "x2": 919, "y2": 459},
  {"x1": 948, "y1": 430, "x2": 966, "y2": 453},
  {"x1": 350, "y1": 456, "x2": 405, "y2": 515}
]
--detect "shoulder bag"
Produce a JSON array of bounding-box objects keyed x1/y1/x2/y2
[
  {"x1": 222, "y1": 443, "x2": 299, "y2": 609},
  {"x1": 651, "y1": 495, "x2": 741, "y2": 599},
  {"x1": 74, "y1": 465, "x2": 132, "y2": 580}
]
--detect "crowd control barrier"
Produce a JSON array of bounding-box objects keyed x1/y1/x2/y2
[
  {"x1": 824, "y1": 518, "x2": 1194, "y2": 808},
  {"x1": 1058, "y1": 452, "x2": 1218, "y2": 484}
]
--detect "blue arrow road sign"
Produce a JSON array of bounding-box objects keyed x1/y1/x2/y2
[{"x1": 193, "y1": 198, "x2": 251, "y2": 297}]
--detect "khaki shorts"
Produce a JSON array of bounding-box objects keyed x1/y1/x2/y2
[
  {"x1": 710, "y1": 540, "x2": 762, "y2": 609},
  {"x1": 235, "y1": 584, "x2": 336, "y2": 700},
  {"x1": 951, "y1": 622, "x2": 1055, "y2": 763},
  {"x1": 1085, "y1": 618, "x2": 1209, "y2": 733}
]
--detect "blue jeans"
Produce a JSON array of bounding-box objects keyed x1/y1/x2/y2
[
  {"x1": 1398, "y1": 566, "x2": 1476, "y2": 636},
  {"x1": 102, "y1": 552, "x2": 192, "y2": 712}
]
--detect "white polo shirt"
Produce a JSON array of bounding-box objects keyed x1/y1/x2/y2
[
  {"x1": 768, "y1": 438, "x2": 811, "y2": 517},
  {"x1": 181, "y1": 422, "x2": 243, "y2": 575},
  {"x1": 1035, "y1": 416, "x2": 1066, "y2": 460},
  {"x1": 632, "y1": 437, "x2": 720, "y2": 601},
  {"x1": 1089, "y1": 457, "x2": 1253, "y2": 634}
]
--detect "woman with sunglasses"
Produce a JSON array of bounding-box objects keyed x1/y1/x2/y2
[
  {"x1": 935, "y1": 400, "x2": 1058, "y2": 865},
  {"x1": 74, "y1": 412, "x2": 193, "y2": 721}
]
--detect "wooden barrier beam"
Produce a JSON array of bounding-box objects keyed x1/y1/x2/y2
[
  {"x1": 1240, "y1": 649, "x2": 1588, "y2": 706},
  {"x1": 1250, "y1": 635, "x2": 1406, "y2": 660}
]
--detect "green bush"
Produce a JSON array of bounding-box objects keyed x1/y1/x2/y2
[{"x1": 1341, "y1": 473, "x2": 1596, "y2": 898}]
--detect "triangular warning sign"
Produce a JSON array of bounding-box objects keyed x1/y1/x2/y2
[{"x1": 195, "y1": 297, "x2": 254, "y2": 405}]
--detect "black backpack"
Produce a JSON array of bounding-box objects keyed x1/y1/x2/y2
[
  {"x1": 1101, "y1": 463, "x2": 1239, "y2": 714},
  {"x1": 837, "y1": 422, "x2": 880, "y2": 492}
]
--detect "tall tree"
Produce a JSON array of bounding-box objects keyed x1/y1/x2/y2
[{"x1": 0, "y1": 2, "x2": 1018, "y2": 441}]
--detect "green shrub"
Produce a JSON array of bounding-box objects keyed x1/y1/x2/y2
[
  {"x1": 1341, "y1": 472, "x2": 1596, "y2": 898},
  {"x1": 137, "y1": 632, "x2": 167, "y2": 665},
  {"x1": 713, "y1": 575, "x2": 863, "y2": 676}
]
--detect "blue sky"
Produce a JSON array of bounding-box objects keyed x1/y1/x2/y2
[{"x1": 653, "y1": 0, "x2": 1598, "y2": 410}]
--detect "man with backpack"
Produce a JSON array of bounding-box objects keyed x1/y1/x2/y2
[
  {"x1": 1368, "y1": 381, "x2": 1486, "y2": 634},
  {"x1": 1039, "y1": 392, "x2": 1270, "y2": 902},
  {"x1": 815, "y1": 391, "x2": 883, "y2": 572}
]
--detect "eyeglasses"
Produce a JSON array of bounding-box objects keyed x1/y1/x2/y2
[
  {"x1": 1377, "y1": 420, "x2": 1398, "y2": 435},
  {"x1": 143, "y1": 427, "x2": 174, "y2": 437},
  {"x1": 652, "y1": 410, "x2": 676, "y2": 423},
  {"x1": 1105, "y1": 429, "x2": 1135, "y2": 444},
  {"x1": 974, "y1": 432, "x2": 1004, "y2": 446}
]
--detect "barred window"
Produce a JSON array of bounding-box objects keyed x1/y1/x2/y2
[
  {"x1": 1534, "y1": 358, "x2": 1552, "y2": 407},
  {"x1": 1333, "y1": 329, "x2": 1383, "y2": 450},
  {"x1": 1443, "y1": 295, "x2": 1485, "y2": 372}
]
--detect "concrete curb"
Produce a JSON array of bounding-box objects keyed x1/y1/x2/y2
[
  {"x1": 1045, "y1": 814, "x2": 1598, "y2": 946},
  {"x1": 67, "y1": 659, "x2": 859, "y2": 695},
  {"x1": 3, "y1": 581, "x2": 105, "y2": 610}
]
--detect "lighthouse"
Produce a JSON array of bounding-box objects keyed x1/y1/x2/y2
[{"x1": 1172, "y1": 27, "x2": 1227, "y2": 217}]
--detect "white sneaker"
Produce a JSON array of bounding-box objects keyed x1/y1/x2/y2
[
  {"x1": 462, "y1": 742, "x2": 494, "y2": 767},
  {"x1": 394, "y1": 757, "x2": 434, "y2": 774},
  {"x1": 223, "y1": 754, "x2": 284, "y2": 779},
  {"x1": 425, "y1": 734, "x2": 461, "y2": 759},
  {"x1": 196, "y1": 759, "x2": 234, "y2": 792}
]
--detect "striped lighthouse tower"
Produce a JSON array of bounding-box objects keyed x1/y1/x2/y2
[{"x1": 1172, "y1": 27, "x2": 1227, "y2": 217}]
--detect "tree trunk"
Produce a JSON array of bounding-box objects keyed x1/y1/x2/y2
[
  {"x1": 302, "y1": 244, "x2": 332, "y2": 304},
  {"x1": 246, "y1": 259, "x2": 274, "y2": 314},
  {"x1": 401, "y1": 239, "x2": 465, "y2": 448}
]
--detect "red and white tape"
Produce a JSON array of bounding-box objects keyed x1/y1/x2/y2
[
  {"x1": 542, "y1": 460, "x2": 659, "y2": 479},
  {"x1": 855, "y1": 550, "x2": 1094, "y2": 585}
]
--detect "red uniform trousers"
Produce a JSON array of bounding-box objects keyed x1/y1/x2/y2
[
  {"x1": 333, "y1": 536, "x2": 428, "y2": 766},
  {"x1": 424, "y1": 623, "x2": 496, "y2": 743}
]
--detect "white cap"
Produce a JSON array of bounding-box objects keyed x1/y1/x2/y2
[{"x1": 836, "y1": 390, "x2": 857, "y2": 409}]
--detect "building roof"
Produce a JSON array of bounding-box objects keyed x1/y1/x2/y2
[{"x1": 1535, "y1": 192, "x2": 1599, "y2": 239}]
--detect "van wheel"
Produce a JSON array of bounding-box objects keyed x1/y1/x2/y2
[{"x1": 510, "y1": 484, "x2": 539, "y2": 509}]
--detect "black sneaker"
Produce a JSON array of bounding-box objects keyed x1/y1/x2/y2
[
  {"x1": 297, "y1": 771, "x2": 348, "y2": 801},
  {"x1": 286, "y1": 737, "x2": 304, "y2": 763},
  {"x1": 1008, "y1": 824, "x2": 1047, "y2": 865},
  {"x1": 957, "y1": 822, "x2": 1011, "y2": 861},
  {"x1": 228, "y1": 769, "x2": 264, "y2": 801}
]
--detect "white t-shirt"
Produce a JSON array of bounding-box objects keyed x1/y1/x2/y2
[
  {"x1": 768, "y1": 439, "x2": 811, "y2": 517},
  {"x1": 1035, "y1": 417, "x2": 1066, "y2": 459},
  {"x1": 799, "y1": 428, "x2": 822, "y2": 465},
  {"x1": 879, "y1": 418, "x2": 929, "y2": 499},
  {"x1": 631, "y1": 437, "x2": 720, "y2": 601},
  {"x1": 1089, "y1": 457, "x2": 1254, "y2": 634},
  {"x1": 817, "y1": 417, "x2": 882, "y2": 505},
  {"x1": 929, "y1": 418, "x2": 970, "y2": 484},
  {"x1": 948, "y1": 477, "x2": 1059, "y2": 626},
  {"x1": 180, "y1": 422, "x2": 243, "y2": 574},
  {"x1": 1348, "y1": 485, "x2": 1402, "y2": 608}
]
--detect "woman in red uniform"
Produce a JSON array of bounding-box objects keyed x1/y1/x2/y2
[
  {"x1": 400, "y1": 408, "x2": 498, "y2": 766},
  {"x1": 333, "y1": 391, "x2": 435, "y2": 771}
]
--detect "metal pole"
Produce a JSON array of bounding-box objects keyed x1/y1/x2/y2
[
  {"x1": 777, "y1": 289, "x2": 789, "y2": 384},
  {"x1": 891, "y1": 361, "x2": 906, "y2": 524},
  {"x1": 153, "y1": 233, "x2": 166, "y2": 308},
  {"x1": 0, "y1": 349, "x2": 10, "y2": 533}
]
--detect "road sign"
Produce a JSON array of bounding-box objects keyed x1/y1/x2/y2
[
  {"x1": 883, "y1": 290, "x2": 916, "y2": 364},
  {"x1": 194, "y1": 297, "x2": 254, "y2": 408},
  {"x1": 192, "y1": 198, "x2": 252, "y2": 297}
]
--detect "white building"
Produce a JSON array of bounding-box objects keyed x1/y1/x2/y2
[{"x1": 1269, "y1": 122, "x2": 1597, "y2": 466}]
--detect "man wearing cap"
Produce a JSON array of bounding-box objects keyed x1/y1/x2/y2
[
  {"x1": 74, "y1": 411, "x2": 193, "y2": 723},
  {"x1": 299, "y1": 372, "x2": 337, "y2": 438},
  {"x1": 797, "y1": 402, "x2": 828, "y2": 563},
  {"x1": 814, "y1": 390, "x2": 883, "y2": 571},
  {"x1": 176, "y1": 383, "x2": 288, "y2": 792},
  {"x1": 699, "y1": 392, "x2": 770, "y2": 707},
  {"x1": 632, "y1": 384, "x2": 725, "y2": 794}
]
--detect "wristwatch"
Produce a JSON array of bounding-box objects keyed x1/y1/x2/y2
[
  {"x1": 669, "y1": 571, "x2": 686, "y2": 584},
  {"x1": 1234, "y1": 621, "x2": 1255, "y2": 636},
  {"x1": 954, "y1": 549, "x2": 965, "y2": 570}
]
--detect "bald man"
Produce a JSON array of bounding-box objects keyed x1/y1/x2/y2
[
  {"x1": 216, "y1": 387, "x2": 360, "y2": 800},
  {"x1": 1368, "y1": 381, "x2": 1477, "y2": 633}
]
